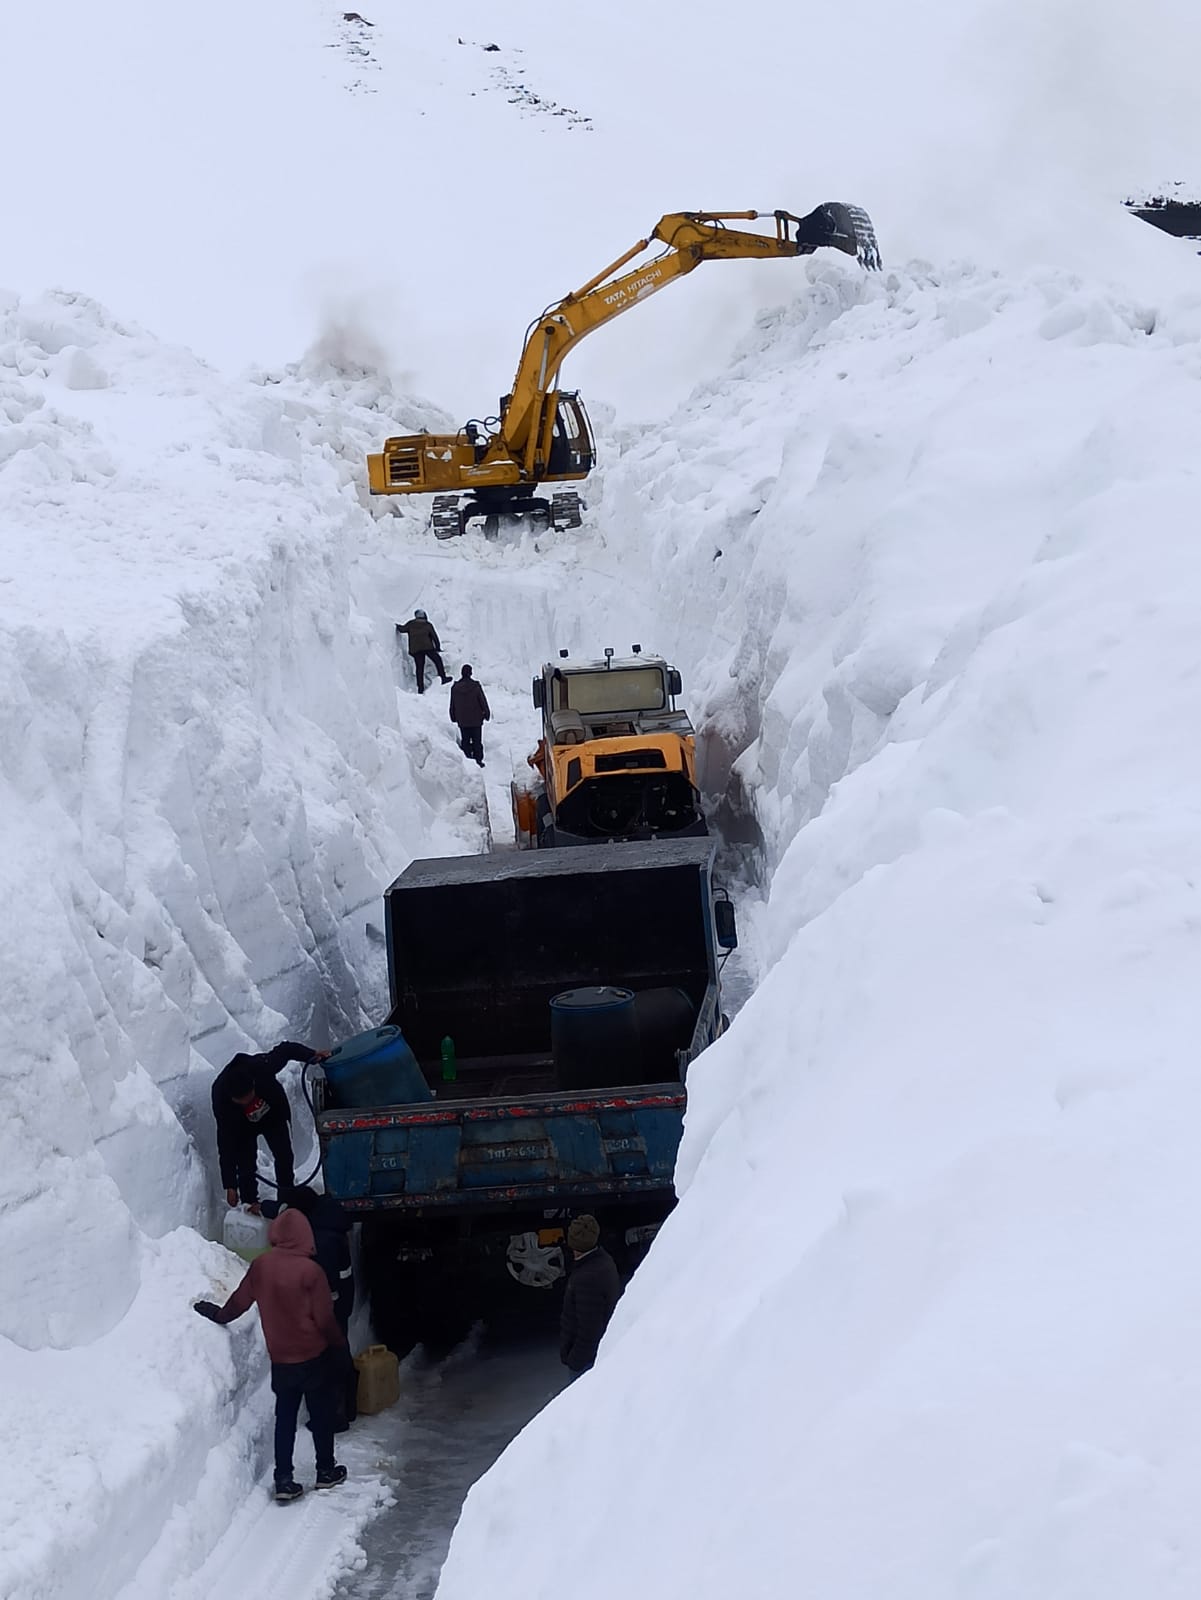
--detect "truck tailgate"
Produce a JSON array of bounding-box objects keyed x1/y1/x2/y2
[{"x1": 318, "y1": 1085, "x2": 685, "y2": 1211}]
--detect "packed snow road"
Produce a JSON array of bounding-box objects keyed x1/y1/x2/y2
[{"x1": 337, "y1": 1332, "x2": 567, "y2": 1600}]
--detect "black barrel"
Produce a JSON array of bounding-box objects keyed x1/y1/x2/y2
[
  {"x1": 550, "y1": 986, "x2": 639, "y2": 1090},
  {"x1": 632, "y1": 987, "x2": 697, "y2": 1080}
]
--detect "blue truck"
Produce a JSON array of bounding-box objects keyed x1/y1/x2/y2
[{"x1": 317, "y1": 836, "x2": 736, "y2": 1351}]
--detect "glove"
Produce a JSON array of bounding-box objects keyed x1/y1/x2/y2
[{"x1": 193, "y1": 1300, "x2": 222, "y2": 1322}]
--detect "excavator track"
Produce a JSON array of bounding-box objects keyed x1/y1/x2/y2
[
  {"x1": 551, "y1": 491, "x2": 583, "y2": 531},
  {"x1": 432, "y1": 495, "x2": 464, "y2": 539}
]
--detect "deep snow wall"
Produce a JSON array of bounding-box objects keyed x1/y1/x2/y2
[
  {"x1": 0, "y1": 290, "x2": 475, "y2": 1597},
  {"x1": 435, "y1": 263, "x2": 1201, "y2": 1598}
]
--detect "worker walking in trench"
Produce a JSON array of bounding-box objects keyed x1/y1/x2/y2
[
  {"x1": 211, "y1": 1041, "x2": 330, "y2": 1214},
  {"x1": 395, "y1": 608, "x2": 451, "y2": 693},
  {"x1": 449, "y1": 663, "x2": 491, "y2": 768},
  {"x1": 194, "y1": 1208, "x2": 348, "y2": 1503}
]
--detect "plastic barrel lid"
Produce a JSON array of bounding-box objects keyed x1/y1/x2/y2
[
  {"x1": 327, "y1": 1025, "x2": 401, "y2": 1064},
  {"x1": 550, "y1": 986, "x2": 634, "y2": 1011}
]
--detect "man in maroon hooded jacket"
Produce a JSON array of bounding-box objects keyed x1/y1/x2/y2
[{"x1": 195, "y1": 1209, "x2": 348, "y2": 1502}]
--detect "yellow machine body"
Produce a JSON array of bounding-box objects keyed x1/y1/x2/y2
[{"x1": 513, "y1": 653, "x2": 709, "y2": 849}]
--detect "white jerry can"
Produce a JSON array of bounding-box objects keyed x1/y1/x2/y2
[{"x1": 222, "y1": 1206, "x2": 271, "y2": 1262}]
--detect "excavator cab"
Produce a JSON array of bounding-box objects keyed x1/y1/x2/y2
[{"x1": 546, "y1": 393, "x2": 596, "y2": 478}]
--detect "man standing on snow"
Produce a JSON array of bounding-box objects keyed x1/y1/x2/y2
[
  {"x1": 285, "y1": 1184, "x2": 358, "y2": 1428},
  {"x1": 211, "y1": 1040, "x2": 330, "y2": 1214},
  {"x1": 395, "y1": 609, "x2": 451, "y2": 693},
  {"x1": 194, "y1": 1209, "x2": 348, "y2": 1502},
  {"x1": 559, "y1": 1214, "x2": 622, "y2": 1378},
  {"x1": 449, "y1": 663, "x2": 491, "y2": 768}
]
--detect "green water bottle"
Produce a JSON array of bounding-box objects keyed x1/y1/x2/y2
[{"x1": 440, "y1": 1035, "x2": 457, "y2": 1083}]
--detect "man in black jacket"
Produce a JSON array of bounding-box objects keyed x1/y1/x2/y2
[
  {"x1": 211, "y1": 1041, "x2": 329, "y2": 1213},
  {"x1": 395, "y1": 610, "x2": 451, "y2": 693},
  {"x1": 449, "y1": 664, "x2": 491, "y2": 767},
  {"x1": 560, "y1": 1215, "x2": 622, "y2": 1378}
]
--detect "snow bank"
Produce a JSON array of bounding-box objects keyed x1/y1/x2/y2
[
  {"x1": 436, "y1": 262, "x2": 1201, "y2": 1598},
  {"x1": 0, "y1": 289, "x2": 481, "y2": 1598},
  {"x1": 0, "y1": 281, "x2": 667, "y2": 1599}
]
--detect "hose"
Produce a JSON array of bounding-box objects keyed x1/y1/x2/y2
[{"x1": 254, "y1": 1060, "x2": 324, "y2": 1196}]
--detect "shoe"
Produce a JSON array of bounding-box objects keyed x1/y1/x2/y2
[
  {"x1": 441, "y1": 677, "x2": 451, "y2": 684},
  {"x1": 275, "y1": 1480, "x2": 304, "y2": 1503},
  {"x1": 476, "y1": 759, "x2": 485, "y2": 768},
  {"x1": 315, "y1": 1464, "x2": 348, "y2": 1490}
]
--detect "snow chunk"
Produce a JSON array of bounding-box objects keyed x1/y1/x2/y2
[{"x1": 59, "y1": 344, "x2": 110, "y2": 389}]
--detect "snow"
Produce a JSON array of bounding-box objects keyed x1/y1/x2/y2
[
  {"x1": 5, "y1": 0, "x2": 1201, "y2": 1594},
  {"x1": 435, "y1": 264, "x2": 1201, "y2": 1596},
  {"x1": 0, "y1": 288, "x2": 632, "y2": 1598}
]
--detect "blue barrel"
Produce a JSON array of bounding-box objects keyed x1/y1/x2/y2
[
  {"x1": 550, "y1": 986, "x2": 639, "y2": 1091},
  {"x1": 322, "y1": 1025, "x2": 430, "y2": 1108}
]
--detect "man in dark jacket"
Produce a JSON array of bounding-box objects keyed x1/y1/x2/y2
[
  {"x1": 559, "y1": 1214, "x2": 622, "y2": 1377},
  {"x1": 195, "y1": 1209, "x2": 348, "y2": 1502},
  {"x1": 211, "y1": 1041, "x2": 329, "y2": 1213},
  {"x1": 395, "y1": 609, "x2": 451, "y2": 693},
  {"x1": 286, "y1": 1184, "x2": 358, "y2": 1426},
  {"x1": 449, "y1": 664, "x2": 491, "y2": 767}
]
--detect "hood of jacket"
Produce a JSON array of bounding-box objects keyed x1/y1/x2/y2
[{"x1": 269, "y1": 1208, "x2": 316, "y2": 1255}]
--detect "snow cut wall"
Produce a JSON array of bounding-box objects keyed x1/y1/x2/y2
[
  {"x1": 436, "y1": 260, "x2": 1201, "y2": 1599},
  {"x1": 0, "y1": 288, "x2": 473, "y2": 1598}
]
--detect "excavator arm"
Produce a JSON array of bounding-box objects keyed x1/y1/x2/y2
[
  {"x1": 366, "y1": 201, "x2": 879, "y2": 531},
  {"x1": 498, "y1": 206, "x2": 880, "y2": 473}
]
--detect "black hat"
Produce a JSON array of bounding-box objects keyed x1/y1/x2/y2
[{"x1": 224, "y1": 1054, "x2": 255, "y2": 1097}]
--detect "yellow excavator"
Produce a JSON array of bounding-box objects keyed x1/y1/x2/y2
[{"x1": 367, "y1": 203, "x2": 880, "y2": 537}]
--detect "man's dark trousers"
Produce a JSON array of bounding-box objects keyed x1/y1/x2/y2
[
  {"x1": 273, "y1": 1355, "x2": 336, "y2": 1484},
  {"x1": 233, "y1": 1121, "x2": 294, "y2": 1205},
  {"x1": 332, "y1": 1289, "x2": 358, "y2": 1427},
  {"x1": 414, "y1": 649, "x2": 448, "y2": 692},
  {"x1": 460, "y1": 726, "x2": 484, "y2": 762}
]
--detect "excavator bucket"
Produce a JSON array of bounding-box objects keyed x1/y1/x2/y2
[{"x1": 794, "y1": 203, "x2": 882, "y2": 271}]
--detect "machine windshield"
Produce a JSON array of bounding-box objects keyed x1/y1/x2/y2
[{"x1": 555, "y1": 667, "x2": 666, "y2": 714}]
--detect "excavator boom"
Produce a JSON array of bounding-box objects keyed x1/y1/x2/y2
[{"x1": 367, "y1": 202, "x2": 880, "y2": 535}]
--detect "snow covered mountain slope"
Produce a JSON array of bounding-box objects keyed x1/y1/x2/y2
[
  {"x1": 435, "y1": 265, "x2": 1201, "y2": 1598},
  {"x1": 4, "y1": 0, "x2": 1199, "y2": 420}
]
